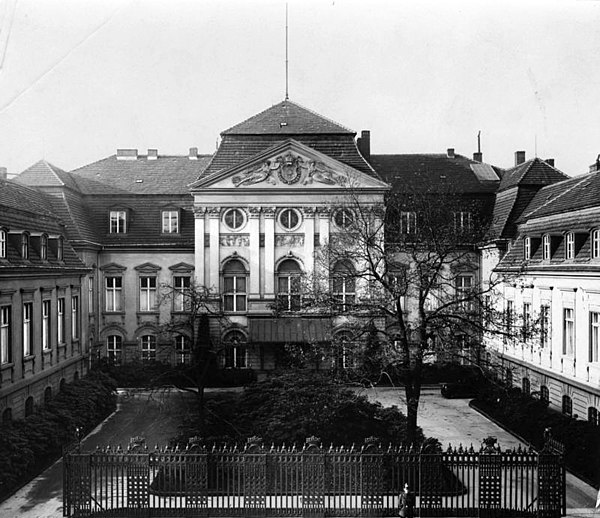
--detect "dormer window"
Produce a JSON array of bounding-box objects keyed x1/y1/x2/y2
[
  {"x1": 524, "y1": 237, "x2": 531, "y2": 260},
  {"x1": 109, "y1": 210, "x2": 127, "y2": 233},
  {"x1": 454, "y1": 211, "x2": 472, "y2": 232},
  {"x1": 21, "y1": 233, "x2": 29, "y2": 259},
  {"x1": 400, "y1": 211, "x2": 417, "y2": 234},
  {"x1": 542, "y1": 234, "x2": 551, "y2": 260},
  {"x1": 0, "y1": 230, "x2": 5, "y2": 258},
  {"x1": 592, "y1": 229, "x2": 600, "y2": 259},
  {"x1": 162, "y1": 210, "x2": 179, "y2": 233},
  {"x1": 57, "y1": 236, "x2": 64, "y2": 261},
  {"x1": 40, "y1": 234, "x2": 48, "y2": 260},
  {"x1": 565, "y1": 232, "x2": 575, "y2": 260}
]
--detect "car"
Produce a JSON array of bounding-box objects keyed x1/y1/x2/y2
[{"x1": 440, "y1": 378, "x2": 480, "y2": 399}]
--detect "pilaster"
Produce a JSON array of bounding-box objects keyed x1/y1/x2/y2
[
  {"x1": 208, "y1": 208, "x2": 221, "y2": 290},
  {"x1": 263, "y1": 207, "x2": 276, "y2": 296},
  {"x1": 193, "y1": 207, "x2": 206, "y2": 287}
]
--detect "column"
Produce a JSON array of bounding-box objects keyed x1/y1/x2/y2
[
  {"x1": 248, "y1": 207, "x2": 261, "y2": 296},
  {"x1": 303, "y1": 207, "x2": 316, "y2": 275},
  {"x1": 318, "y1": 207, "x2": 330, "y2": 248},
  {"x1": 208, "y1": 208, "x2": 221, "y2": 291},
  {"x1": 316, "y1": 207, "x2": 331, "y2": 291},
  {"x1": 263, "y1": 207, "x2": 276, "y2": 297},
  {"x1": 193, "y1": 207, "x2": 206, "y2": 287}
]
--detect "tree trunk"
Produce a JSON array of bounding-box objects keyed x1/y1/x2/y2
[{"x1": 404, "y1": 382, "x2": 420, "y2": 445}]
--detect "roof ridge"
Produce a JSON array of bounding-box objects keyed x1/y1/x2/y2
[
  {"x1": 522, "y1": 175, "x2": 590, "y2": 220},
  {"x1": 284, "y1": 99, "x2": 355, "y2": 134}
]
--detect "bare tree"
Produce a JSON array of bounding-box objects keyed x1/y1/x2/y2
[{"x1": 303, "y1": 184, "x2": 524, "y2": 443}]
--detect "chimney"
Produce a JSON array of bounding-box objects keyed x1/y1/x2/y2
[
  {"x1": 590, "y1": 154, "x2": 600, "y2": 173},
  {"x1": 147, "y1": 149, "x2": 158, "y2": 160},
  {"x1": 0, "y1": 167, "x2": 7, "y2": 180},
  {"x1": 188, "y1": 147, "x2": 198, "y2": 160},
  {"x1": 515, "y1": 151, "x2": 526, "y2": 166},
  {"x1": 116, "y1": 149, "x2": 138, "y2": 160},
  {"x1": 545, "y1": 158, "x2": 555, "y2": 167},
  {"x1": 447, "y1": 148, "x2": 455, "y2": 159},
  {"x1": 473, "y1": 152, "x2": 483, "y2": 162},
  {"x1": 357, "y1": 130, "x2": 370, "y2": 161}
]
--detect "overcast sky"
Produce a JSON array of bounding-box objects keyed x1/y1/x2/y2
[{"x1": 1, "y1": 0, "x2": 599, "y2": 177}]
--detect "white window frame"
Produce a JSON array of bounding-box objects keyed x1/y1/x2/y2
[
  {"x1": 71, "y1": 295, "x2": 79, "y2": 340},
  {"x1": 0, "y1": 306, "x2": 10, "y2": 364},
  {"x1": 590, "y1": 312, "x2": 600, "y2": 363},
  {"x1": 400, "y1": 211, "x2": 417, "y2": 234},
  {"x1": 592, "y1": 229, "x2": 600, "y2": 259},
  {"x1": 522, "y1": 302, "x2": 531, "y2": 339},
  {"x1": 173, "y1": 275, "x2": 191, "y2": 312},
  {"x1": 109, "y1": 210, "x2": 127, "y2": 234},
  {"x1": 0, "y1": 229, "x2": 5, "y2": 258},
  {"x1": 21, "y1": 233, "x2": 29, "y2": 259},
  {"x1": 223, "y1": 208, "x2": 246, "y2": 231},
  {"x1": 333, "y1": 208, "x2": 354, "y2": 229},
  {"x1": 565, "y1": 232, "x2": 575, "y2": 259},
  {"x1": 222, "y1": 331, "x2": 247, "y2": 369},
  {"x1": 332, "y1": 262, "x2": 356, "y2": 313},
  {"x1": 524, "y1": 237, "x2": 531, "y2": 260},
  {"x1": 279, "y1": 208, "x2": 301, "y2": 231},
  {"x1": 223, "y1": 274, "x2": 247, "y2": 312},
  {"x1": 42, "y1": 300, "x2": 51, "y2": 350},
  {"x1": 139, "y1": 276, "x2": 157, "y2": 312},
  {"x1": 57, "y1": 298, "x2": 65, "y2": 344},
  {"x1": 456, "y1": 274, "x2": 474, "y2": 311},
  {"x1": 175, "y1": 335, "x2": 191, "y2": 364},
  {"x1": 107, "y1": 335, "x2": 122, "y2": 364},
  {"x1": 23, "y1": 302, "x2": 32, "y2": 357},
  {"x1": 40, "y1": 235, "x2": 48, "y2": 260},
  {"x1": 105, "y1": 276, "x2": 122, "y2": 312},
  {"x1": 162, "y1": 210, "x2": 179, "y2": 234},
  {"x1": 454, "y1": 211, "x2": 472, "y2": 232},
  {"x1": 57, "y1": 236, "x2": 64, "y2": 261},
  {"x1": 140, "y1": 335, "x2": 156, "y2": 362},
  {"x1": 540, "y1": 304, "x2": 550, "y2": 348},
  {"x1": 542, "y1": 234, "x2": 551, "y2": 260},
  {"x1": 563, "y1": 308, "x2": 574, "y2": 355}
]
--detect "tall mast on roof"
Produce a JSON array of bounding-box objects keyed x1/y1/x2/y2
[{"x1": 285, "y1": 3, "x2": 289, "y2": 101}]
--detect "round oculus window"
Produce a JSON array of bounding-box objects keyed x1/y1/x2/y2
[
  {"x1": 279, "y1": 208, "x2": 301, "y2": 231},
  {"x1": 223, "y1": 208, "x2": 246, "y2": 230},
  {"x1": 334, "y1": 208, "x2": 354, "y2": 229}
]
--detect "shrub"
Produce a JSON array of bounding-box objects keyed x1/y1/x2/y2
[
  {"x1": 174, "y1": 370, "x2": 426, "y2": 447},
  {"x1": 471, "y1": 383, "x2": 600, "y2": 487},
  {"x1": 0, "y1": 371, "x2": 117, "y2": 502}
]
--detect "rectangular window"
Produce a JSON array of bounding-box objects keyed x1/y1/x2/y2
[
  {"x1": 109, "y1": 210, "x2": 126, "y2": 233},
  {"x1": 21, "y1": 233, "x2": 29, "y2": 259},
  {"x1": 107, "y1": 335, "x2": 122, "y2": 364},
  {"x1": 563, "y1": 308, "x2": 574, "y2": 355},
  {"x1": 454, "y1": 211, "x2": 472, "y2": 232},
  {"x1": 332, "y1": 275, "x2": 355, "y2": 313},
  {"x1": 224, "y1": 346, "x2": 246, "y2": 368},
  {"x1": 224, "y1": 275, "x2": 247, "y2": 312},
  {"x1": 42, "y1": 300, "x2": 51, "y2": 350},
  {"x1": 456, "y1": 274, "x2": 473, "y2": 311},
  {"x1": 162, "y1": 210, "x2": 179, "y2": 233},
  {"x1": 23, "y1": 303, "x2": 32, "y2": 356},
  {"x1": 0, "y1": 230, "x2": 5, "y2": 258},
  {"x1": 88, "y1": 276, "x2": 94, "y2": 313},
  {"x1": 105, "y1": 277, "x2": 122, "y2": 312},
  {"x1": 524, "y1": 237, "x2": 531, "y2": 260},
  {"x1": 0, "y1": 306, "x2": 11, "y2": 364},
  {"x1": 400, "y1": 211, "x2": 417, "y2": 234},
  {"x1": 522, "y1": 302, "x2": 531, "y2": 340},
  {"x1": 278, "y1": 276, "x2": 302, "y2": 311},
  {"x1": 140, "y1": 335, "x2": 156, "y2": 362},
  {"x1": 590, "y1": 312, "x2": 600, "y2": 363},
  {"x1": 593, "y1": 230, "x2": 600, "y2": 259},
  {"x1": 139, "y1": 277, "x2": 157, "y2": 312},
  {"x1": 504, "y1": 300, "x2": 514, "y2": 342},
  {"x1": 57, "y1": 298, "x2": 65, "y2": 344},
  {"x1": 175, "y1": 335, "x2": 191, "y2": 365},
  {"x1": 540, "y1": 304, "x2": 550, "y2": 348},
  {"x1": 542, "y1": 234, "x2": 551, "y2": 260},
  {"x1": 173, "y1": 275, "x2": 191, "y2": 312},
  {"x1": 565, "y1": 232, "x2": 575, "y2": 259},
  {"x1": 71, "y1": 296, "x2": 79, "y2": 340}
]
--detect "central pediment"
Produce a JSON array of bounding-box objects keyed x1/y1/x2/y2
[{"x1": 191, "y1": 139, "x2": 388, "y2": 191}]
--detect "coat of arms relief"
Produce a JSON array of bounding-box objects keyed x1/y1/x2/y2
[{"x1": 231, "y1": 151, "x2": 347, "y2": 187}]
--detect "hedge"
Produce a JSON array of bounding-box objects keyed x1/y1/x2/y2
[
  {"x1": 0, "y1": 371, "x2": 117, "y2": 502},
  {"x1": 471, "y1": 383, "x2": 600, "y2": 487}
]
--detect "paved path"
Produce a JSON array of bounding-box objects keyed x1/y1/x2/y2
[{"x1": 355, "y1": 386, "x2": 598, "y2": 511}]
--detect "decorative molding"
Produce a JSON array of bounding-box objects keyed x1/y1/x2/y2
[
  {"x1": 262, "y1": 207, "x2": 276, "y2": 218},
  {"x1": 220, "y1": 234, "x2": 250, "y2": 247},
  {"x1": 302, "y1": 206, "x2": 317, "y2": 218},
  {"x1": 275, "y1": 234, "x2": 304, "y2": 247},
  {"x1": 134, "y1": 262, "x2": 162, "y2": 273},
  {"x1": 193, "y1": 206, "x2": 207, "y2": 217},
  {"x1": 207, "y1": 207, "x2": 221, "y2": 217},
  {"x1": 316, "y1": 207, "x2": 331, "y2": 216},
  {"x1": 99, "y1": 262, "x2": 127, "y2": 272},
  {"x1": 248, "y1": 206, "x2": 262, "y2": 217},
  {"x1": 304, "y1": 161, "x2": 347, "y2": 186},
  {"x1": 169, "y1": 262, "x2": 195, "y2": 272}
]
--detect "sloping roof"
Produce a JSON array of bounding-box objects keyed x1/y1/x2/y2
[
  {"x1": 222, "y1": 100, "x2": 354, "y2": 135},
  {"x1": 17, "y1": 160, "x2": 81, "y2": 191},
  {"x1": 0, "y1": 178, "x2": 57, "y2": 223},
  {"x1": 520, "y1": 171, "x2": 599, "y2": 222},
  {"x1": 70, "y1": 154, "x2": 213, "y2": 195},
  {"x1": 370, "y1": 154, "x2": 500, "y2": 194},
  {"x1": 498, "y1": 158, "x2": 570, "y2": 192}
]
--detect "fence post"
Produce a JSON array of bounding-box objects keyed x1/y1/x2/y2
[
  {"x1": 63, "y1": 451, "x2": 92, "y2": 518},
  {"x1": 244, "y1": 436, "x2": 267, "y2": 517},
  {"x1": 301, "y1": 436, "x2": 325, "y2": 517},
  {"x1": 185, "y1": 437, "x2": 209, "y2": 512},
  {"x1": 538, "y1": 430, "x2": 566, "y2": 518},
  {"x1": 125, "y1": 437, "x2": 150, "y2": 515},
  {"x1": 478, "y1": 437, "x2": 502, "y2": 518},
  {"x1": 360, "y1": 437, "x2": 384, "y2": 515}
]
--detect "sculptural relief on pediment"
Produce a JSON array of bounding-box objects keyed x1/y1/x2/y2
[{"x1": 231, "y1": 151, "x2": 348, "y2": 188}]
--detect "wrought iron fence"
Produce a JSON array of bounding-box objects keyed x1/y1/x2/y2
[{"x1": 63, "y1": 435, "x2": 565, "y2": 518}]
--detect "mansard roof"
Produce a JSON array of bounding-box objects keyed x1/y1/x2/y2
[
  {"x1": 17, "y1": 160, "x2": 81, "y2": 191},
  {"x1": 498, "y1": 157, "x2": 569, "y2": 192},
  {"x1": 370, "y1": 154, "x2": 500, "y2": 194},
  {"x1": 222, "y1": 100, "x2": 354, "y2": 136}
]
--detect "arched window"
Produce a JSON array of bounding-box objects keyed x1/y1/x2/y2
[
  {"x1": 540, "y1": 385, "x2": 549, "y2": 405},
  {"x1": 588, "y1": 407, "x2": 599, "y2": 426},
  {"x1": 0, "y1": 229, "x2": 5, "y2": 258},
  {"x1": 221, "y1": 330, "x2": 247, "y2": 368},
  {"x1": 44, "y1": 386, "x2": 52, "y2": 406},
  {"x1": 277, "y1": 259, "x2": 302, "y2": 311},
  {"x1": 223, "y1": 260, "x2": 247, "y2": 312},
  {"x1": 2, "y1": 407, "x2": 11, "y2": 425},
  {"x1": 25, "y1": 396, "x2": 34, "y2": 417},
  {"x1": 522, "y1": 377, "x2": 530, "y2": 395},
  {"x1": 175, "y1": 335, "x2": 191, "y2": 364},
  {"x1": 21, "y1": 232, "x2": 29, "y2": 259},
  {"x1": 40, "y1": 234, "x2": 48, "y2": 260},
  {"x1": 107, "y1": 335, "x2": 123, "y2": 364},
  {"x1": 334, "y1": 331, "x2": 356, "y2": 370},
  {"x1": 332, "y1": 260, "x2": 356, "y2": 312},
  {"x1": 140, "y1": 335, "x2": 156, "y2": 362},
  {"x1": 562, "y1": 395, "x2": 573, "y2": 416}
]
